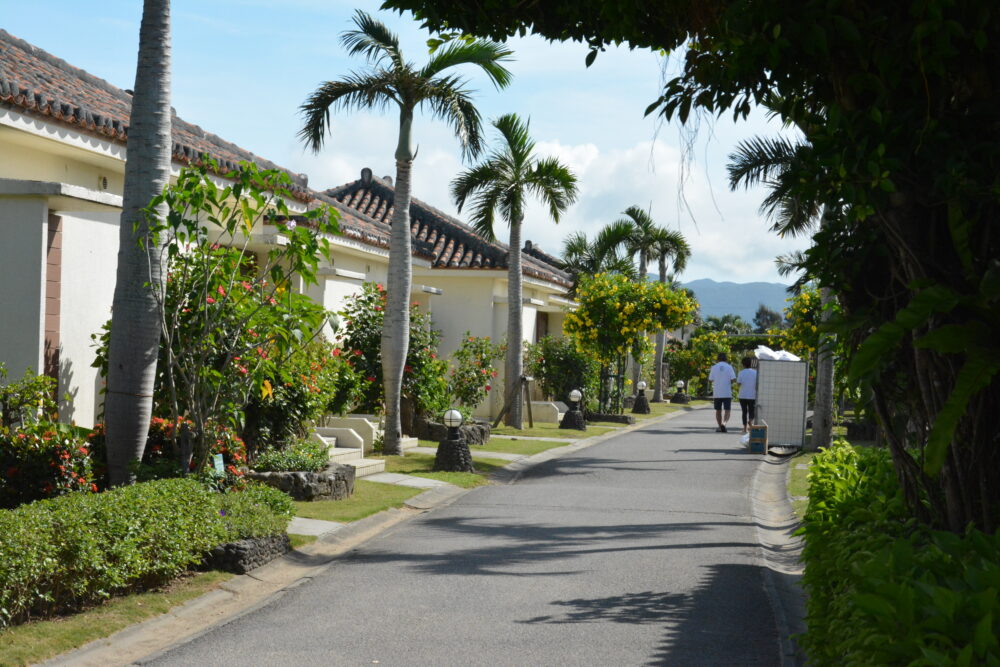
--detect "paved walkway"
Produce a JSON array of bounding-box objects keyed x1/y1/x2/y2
[{"x1": 48, "y1": 407, "x2": 804, "y2": 666}]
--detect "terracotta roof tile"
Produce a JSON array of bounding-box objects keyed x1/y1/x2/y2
[
  {"x1": 323, "y1": 171, "x2": 571, "y2": 286},
  {"x1": 0, "y1": 29, "x2": 311, "y2": 201}
]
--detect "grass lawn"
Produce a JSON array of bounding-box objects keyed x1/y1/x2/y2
[
  {"x1": 0, "y1": 570, "x2": 233, "y2": 666},
  {"x1": 292, "y1": 479, "x2": 423, "y2": 523},
  {"x1": 492, "y1": 421, "x2": 619, "y2": 439},
  {"x1": 418, "y1": 438, "x2": 568, "y2": 457},
  {"x1": 787, "y1": 450, "x2": 818, "y2": 518},
  {"x1": 379, "y1": 452, "x2": 510, "y2": 488}
]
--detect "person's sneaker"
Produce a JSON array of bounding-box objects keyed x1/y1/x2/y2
[
  {"x1": 721, "y1": 425, "x2": 727, "y2": 433},
  {"x1": 716, "y1": 426, "x2": 723, "y2": 432}
]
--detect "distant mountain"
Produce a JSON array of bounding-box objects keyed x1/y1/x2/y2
[{"x1": 680, "y1": 278, "x2": 790, "y2": 324}]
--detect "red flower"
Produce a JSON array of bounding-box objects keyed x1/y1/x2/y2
[
  {"x1": 268, "y1": 297, "x2": 278, "y2": 306},
  {"x1": 217, "y1": 285, "x2": 227, "y2": 296},
  {"x1": 6, "y1": 467, "x2": 17, "y2": 478},
  {"x1": 430, "y1": 353, "x2": 437, "y2": 359},
  {"x1": 353, "y1": 349, "x2": 362, "y2": 356},
  {"x1": 90, "y1": 483, "x2": 98, "y2": 492},
  {"x1": 237, "y1": 365, "x2": 248, "y2": 375},
  {"x1": 366, "y1": 376, "x2": 376, "y2": 383},
  {"x1": 241, "y1": 281, "x2": 252, "y2": 291},
  {"x1": 332, "y1": 348, "x2": 341, "y2": 357},
  {"x1": 376, "y1": 283, "x2": 384, "y2": 291},
  {"x1": 78, "y1": 446, "x2": 88, "y2": 455},
  {"x1": 485, "y1": 385, "x2": 492, "y2": 391},
  {"x1": 206, "y1": 297, "x2": 216, "y2": 304}
]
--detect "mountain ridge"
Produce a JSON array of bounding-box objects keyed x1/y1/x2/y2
[{"x1": 680, "y1": 278, "x2": 790, "y2": 323}]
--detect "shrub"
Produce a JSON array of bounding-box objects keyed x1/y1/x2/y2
[
  {"x1": 448, "y1": 332, "x2": 504, "y2": 413},
  {"x1": 338, "y1": 282, "x2": 449, "y2": 417},
  {"x1": 525, "y1": 335, "x2": 599, "y2": 406},
  {"x1": 252, "y1": 439, "x2": 329, "y2": 473},
  {"x1": 0, "y1": 421, "x2": 96, "y2": 509},
  {"x1": 218, "y1": 483, "x2": 294, "y2": 540},
  {"x1": 0, "y1": 364, "x2": 58, "y2": 429},
  {"x1": 0, "y1": 478, "x2": 225, "y2": 627},
  {"x1": 799, "y1": 441, "x2": 1000, "y2": 664}
]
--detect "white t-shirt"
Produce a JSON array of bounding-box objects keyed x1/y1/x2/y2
[
  {"x1": 737, "y1": 368, "x2": 757, "y2": 400},
  {"x1": 708, "y1": 361, "x2": 736, "y2": 398}
]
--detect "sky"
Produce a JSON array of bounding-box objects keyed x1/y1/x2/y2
[{"x1": 3, "y1": 0, "x2": 809, "y2": 284}]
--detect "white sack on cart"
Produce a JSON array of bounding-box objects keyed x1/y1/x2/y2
[{"x1": 755, "y1": 345, "x2": 779, "y2": 360}]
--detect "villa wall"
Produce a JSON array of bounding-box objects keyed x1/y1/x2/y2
[{"x1": 0, "y1": 197, "x2": 47, "y2": 380}]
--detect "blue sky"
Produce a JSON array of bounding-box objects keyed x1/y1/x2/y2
[{"x1": 4, "y1": 0, "x2": 809, "y2": 283}]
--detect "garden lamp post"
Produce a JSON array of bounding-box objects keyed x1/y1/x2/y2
[
  {"x1": 434, "y1": 408, "x2": 475, "y2": 472},
  {"x1": 632, "y1": 380, "x2": 651, "y2": 414},
  {"x1": 670, "y1": 380, "x2": 690, "y2": 404},
  {"x1": 559, "y1": 388, "x2": 586, "y2": 430}
]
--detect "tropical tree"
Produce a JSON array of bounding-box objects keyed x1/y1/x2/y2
[
  {"x1": 650, "y1": 228, "x2": 690, "y2": 401},
  {"x1": 103, "y1": 0, "x2": 172, "y2": 486},
  {"x1": 753, "y1": 304, "x2": 784, "y2": 334},
  {"x1": 299, "y1": 11, "x2": 512, "y2": 454},
  {"x1": 451, "y1": 113, "x2": 578, "y2": 428},
  {"x1": 560, "y1": 222, "x2": 636, "y2": 296}
]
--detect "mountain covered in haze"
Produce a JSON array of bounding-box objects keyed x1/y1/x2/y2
[{"x1": 680, "y1": 278, "x2": 790, "y2": 323}]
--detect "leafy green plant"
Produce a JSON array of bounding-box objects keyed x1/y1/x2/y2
[
  {"x1": 799, "y1": 441, "x2": 1000, "y2": 664},
  {"x1": 337, "y1": 282, "x2": 449, "y2": 418},
  {"x1": 252, "y1": 439, "x2": 329, "y2": 473},
  {"x1": 0, "y1": 364, "x2": 58, "y2": 429},
  {"x1": 525, "y1": 335, "x2": 599, "y2": 406},
  {"x1": 218, "y1": 483, "x2": 294, "y2": 540},
  {"x1": 448, "y1": 332, "x2": 504, "y2": 412},
  {"x1": 92, "y1": 160, "x2": 338, "y2": 475},
  {"x1": 0, "y1": 421, "x2": 95, "y2": 509}
]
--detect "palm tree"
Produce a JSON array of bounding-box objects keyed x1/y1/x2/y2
[
  {"x1": 728, "y1": 134, "x2": 836, "y2": 450},
  {"x1": 451, "y1": 113, "x2": 578, "y2": 428},
  {"x1": 560, "y1": 222, "x2": 636, "y2": 295},
  {"x1": 650, "y1": 228, "x2": 690, "y2": 401},
  {"x1": 300, "y1": 12, "x2": 512, "y2": 454},
  {"x1": 104, "y1": 0, "x2": 172, "y2": 486}
]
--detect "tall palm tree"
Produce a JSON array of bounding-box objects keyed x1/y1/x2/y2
[
  {"x1": 300, "y1": 12, "x2": 512, "y2": 454},
  {"x1": 728, "y1": 134, "x2": 836, "y2": 450},
  {"x1": 650, "y1": 228, "x2": 690, "y2": 402},
  {"x1": 451, "y1": 113, "x2": 578, "y2": 428},
  {"x1": 104, "y1": 0, "x2": 172, "y2": 486}
]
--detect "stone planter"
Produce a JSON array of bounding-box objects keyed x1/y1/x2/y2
[
  {"x1": 203, "y1": 534, "x2": 291, "y2": 574},
  {"x1": 414, "y1": 417, "x2": 491, "y2": 446},
  {"x1": 246, "y1": 463, "x2": 355, "y2": 501}
]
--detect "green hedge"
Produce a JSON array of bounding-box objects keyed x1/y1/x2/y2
[
  {"x1": 0, "y1": 478, "x2": 292, "y2": 627},
  {"x1": 799, "y1": 442, "x2": 1000, "y2": 665},
  {"x1": 251, "y1": 438, "x2": 329, "y2": 473}
]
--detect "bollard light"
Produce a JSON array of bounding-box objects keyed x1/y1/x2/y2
[
  {"x1": 569, "y1": 388, "x2": 582, "y2": 404},
  {"x1": 560, "y1": 389, "x2": 586, "y2": 431},
  {"x1": 443, "y1": 408, "x2": 463, "y2": 428},
  {"x1": 637, "y1": 381, "x2": 647, "y2": 392}
]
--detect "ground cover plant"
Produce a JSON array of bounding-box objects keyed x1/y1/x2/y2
[
  {"x1": 291, "y1": 479, "x2": 423, "y2": 523},
  {"x1": 799, "y1": 441, "x2": 1000, "y2": 664},
  {"x1": 252, "y1": 438, "x2": 329, "y2": 473}
]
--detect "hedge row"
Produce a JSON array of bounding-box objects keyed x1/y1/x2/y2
[
  {"x1": 799, "y1": 442, "x2": 1000, "y2": 665},
  {"x1": 0, "y1": 478, "x2": 292, "y2": 627}
]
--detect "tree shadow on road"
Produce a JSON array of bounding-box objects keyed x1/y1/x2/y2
[{"x1": 516, "y1": 564, "x2": 781, "y2": 665}]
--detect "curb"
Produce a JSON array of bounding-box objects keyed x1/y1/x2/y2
[{"x1": 751, "y1": 454, "x2": 807, "y2": 667}]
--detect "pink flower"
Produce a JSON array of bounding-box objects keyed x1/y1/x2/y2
[
  {"x1": 241, "y1": 281, "x2": 252, "y2": 291},
  {"x1": 353, "y1": 349, "x2": 362, "y2": 356},
  {"x1": 376, "y1": 283, "x2": 384, "y2": 291},
  {"x1": 237, "y1": 366, "x2": 248, "y2": 375},
  {"x1": 217, "y1": 285, "x2": 227, "y2": 296},
  {"x1": 206, "y1": 297, "x2": 216, "y2": 304},
  {"x1": 268, "y1": 297, "x2": 277, "y2": 306}
]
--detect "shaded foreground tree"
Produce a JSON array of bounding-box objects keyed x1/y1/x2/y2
[
  {"x1": 385, "y1": 0, "x2": 1000, "y2": 531},
  {"x1": 300, "y1": 11, "x2": 512, "y2": 453},
  {"x1": 104, "y1": 0, "x2": 172, "y2": 486},
  {"x1": 451, "y1": 113, "x2": 578, "y2": 428}
]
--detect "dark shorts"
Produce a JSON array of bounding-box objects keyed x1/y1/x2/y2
[{"x1": 713, "y1": 397, "x2": 732, "y2": 411}]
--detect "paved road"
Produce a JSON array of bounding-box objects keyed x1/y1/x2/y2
[{"x1": 147, "y1": 409, "x2": 780, "y2": 666}]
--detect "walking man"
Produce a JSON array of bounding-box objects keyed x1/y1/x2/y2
[
  {"x1": 708, "y1": 352, "x2": 736, "y2": 432},
  {"x1": 737, "y1": 357, "x2": 758, "y2": 434}
]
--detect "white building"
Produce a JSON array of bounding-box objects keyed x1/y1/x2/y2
[{"x1": 0, "y1": 29, "x2": 572, "y2": 427}]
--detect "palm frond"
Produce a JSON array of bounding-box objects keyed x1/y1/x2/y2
[
  {"x1": 298, "y1": 71, "x2": 397, "y2": 152},
  {"x1": 491, "y1": 113, "x2": 534, "y2": 166},
  {"x1": 527, "y1": 157, "x2": 578, "y2": 223},
  {"x1": 727, "y1": 135, "x2": 800, "y2": 190},
  {"x1": 423, "y1": 78, "x2": 485, "y2": 160},
  {"x1": 451, "y1": 160, "x2": 502, "y2": 214},
  {"x1": 420, "y1": 39, "x2": 514, "y2": 89},
  {"x1": 341, "y1": 10, "x2": 403, "y2": 69}
]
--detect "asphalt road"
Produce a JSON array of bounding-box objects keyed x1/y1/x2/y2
[{"x1": 146, "y1": 409, "x2": 780, "y2": 666}]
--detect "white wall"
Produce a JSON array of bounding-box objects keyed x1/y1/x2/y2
[
  {"x1": 57, "y1": 210, "x2": 120, "y2": 426},
  {"x1": 0, "y1": 197, "x2": 47, "y2": 379}
]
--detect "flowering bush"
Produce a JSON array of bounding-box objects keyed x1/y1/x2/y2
[
  {"x1": 525, "y1": 335, "x2": 600, "y2": 407},
  {"x1": 565, "y1": 273, "x2": 696, "y2": 411},
  {"x1": 338, "y1": 282, "x2": 449, "y2": 417},
  {"x1": 0, "y1": 421, "x2": 95, "y2": 509},
  {"x1": 242, "y1": 338, "x2": 360, "y2": 454},
  {"x1": 666, "y1": 330, "x2": 732, "y2": 397},
  {"x1": 449, "y1": 333, "x2": 504, "y2": 412},
  {"x1": 93, "y1": 161, "x2": 337, "y2": 474}
]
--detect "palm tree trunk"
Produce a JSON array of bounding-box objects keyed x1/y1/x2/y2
[
  {"x1": 810, "y1": 285, "x2": 836, "y2": 450},
  {"x1": 652, "y1": 254, "x2": 668, "y2": 402},
  {"x1": 382, "y1": 108, "x2": 415, "y2": 455},
  {"x1": 631, "y1": 250, "x2": 648, "y2": 392},
  {"x1": 505, "y1": 217, "x2": 524, "y2": 428},
  {"x1": 104, "y1": 0, "x2": 172, "y2": 486}
]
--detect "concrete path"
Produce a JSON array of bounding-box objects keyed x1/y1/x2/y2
[{"x1": 134, "y1": 408, "x2": 802, "y2": 666}]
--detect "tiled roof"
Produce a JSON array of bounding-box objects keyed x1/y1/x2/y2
[
  {"x1": 0, "y1": 29, "x2": 310, "y2": 201},
  {"x1": 322, "y1": 170, "x2": 572, "y2": 287}
]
